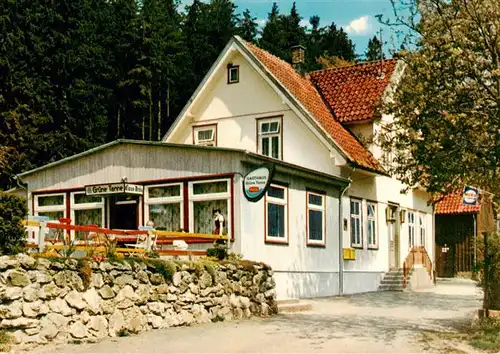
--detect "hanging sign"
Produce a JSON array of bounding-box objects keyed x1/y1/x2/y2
[
  {"x1": 462, "y1": 186, "x2": 479, "y2": 206},
  {"x1": 85, "y1": 183, "x2": 144, "y2": 196},
  {"x1": 242, "y1": 164, "x2": 275, "y2": 202}
]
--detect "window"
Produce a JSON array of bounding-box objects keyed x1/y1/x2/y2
[
  {"x1": 227, "y1": 65, "x2": 239, "y2": 84},
  {"x1": 71, "y1": 192, "x2": 105, "y2": 240},
  {"x1": 189, "y1": 179, "x2": 231, "y2": 236},
  {"x1": 34, "y1": 194, "x2": 66, "y2": 221},
  {"x1": 350, "y1": 199, "x2": 362, "y2": 248},
  {"x1": 257, "y1": 117, "x2": 282, "y2": 159},
  {"x1": 408, "y1": 211, "x2": 416, "y2": 248},
  {"x1": 193, "y1": 125, "x2": 216, "y2": 146},
  {"x1": 307, "y1": 192, "x2": 325, "y2": 246},
  {"x1": 265, "y1": 184, "x2": 288, "y2": 243},
  {"x1": 145, "y1": 183, "x2": 183, "y2": 232},
  {"x1": 419, "y1": 213, "x2": 426, "y2": 247},
  {"x1": 367, "y1": 202, "x2": 377, "y2": 248}
]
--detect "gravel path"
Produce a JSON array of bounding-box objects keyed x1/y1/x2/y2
[{"x1": 31, "y1": 278, "x2": 482, "y2": 354}]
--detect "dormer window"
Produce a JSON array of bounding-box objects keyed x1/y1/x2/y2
[
  {"x1": 257, "y1": 117, "x2": 282, "y2": 159},
  {"x1": 227, "y1": 64, "x2": 239, "y2": 84},
  {"x1": 193, "y1": 124, "x2": 217, "y2": 146}
]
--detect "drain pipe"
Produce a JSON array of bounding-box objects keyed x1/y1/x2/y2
[{"x1": 338, "y1": 180, "x2": 351, "y2": 296}]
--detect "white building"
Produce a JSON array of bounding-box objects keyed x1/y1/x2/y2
[{"x1": 16, "y1": 36, "x2": 435, "y2": 299}]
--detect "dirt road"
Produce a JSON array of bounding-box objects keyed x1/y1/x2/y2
[{"x1": 31, "y1": 278, "x2": 482, "y2": 353}]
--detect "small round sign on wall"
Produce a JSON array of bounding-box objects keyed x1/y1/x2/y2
[
  {"x1": 462, "y1": 186, "x2": 479, "y2": 205},
  {"x1": 242, "y1": 164, "x2": 275, "y2": 202}
]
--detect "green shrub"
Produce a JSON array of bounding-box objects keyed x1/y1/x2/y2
[
  {"x1": 206, "y1": 247, "x2": 227, "y2": 260},
  {"x1": 482, "y1": 231, "x2": 500, "y2": 311},
  {"x1": 0, "y1": 194, "x2": 27, "y2": 255}
]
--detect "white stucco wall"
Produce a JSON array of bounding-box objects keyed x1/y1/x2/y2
[
  {"x1": 233, "y1": 172, "x2": 341, "y2": 299},
  {"x1": 341, "y1": 170, "x2": 435, "y2": 293},
  {"x1": 166, "y1": 50, "x2": 343, "y2": 177}
]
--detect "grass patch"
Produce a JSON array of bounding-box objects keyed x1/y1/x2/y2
[
  {"x1": 469, "y1": 320, "x2": 500, "y2": 352},
  {"x1": 421, "y1": 319, "x2": 500, "y2": 353},
  {"x1": 0, "y1": 331, "x2": 12, "y2": 352}
]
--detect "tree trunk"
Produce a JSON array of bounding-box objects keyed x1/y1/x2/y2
[
  {"x1": 157, "y1": 92, "x2": 161, "y2": 141},
  {"x1": 148, "y1": 89, "x2": 153, "y2": 141}
]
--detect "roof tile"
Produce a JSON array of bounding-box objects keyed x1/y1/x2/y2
[
  {"x1": 309, "y1": 60, "x2": 397, "y2": 123},
  {"x1": 435, "y1": 193, "x2": 481, "y2": 215},
  {"x1": 243, "y1": 41, "x2": 383, "y2": 173}
]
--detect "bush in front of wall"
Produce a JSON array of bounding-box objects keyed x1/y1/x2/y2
[{"x1": 0, "y1": 194, "x2": 27, "y2": 255}]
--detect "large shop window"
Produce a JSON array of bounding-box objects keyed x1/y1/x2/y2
[
  {"x1": 145, "y1": 183, "x2": 183, "y2": 232},
  {"x1": 306, "y1": 192, "x2": 325, "y2": 246},
  {"x1": 408, "y1": 211, "x2": 416, "y2": 248},
  {"x1": 258, "y1": 117, "x2": 282, "y2": 160},
  {"x1": 419, "y1": 213, "x2": 426, "y2": 247},
  {"x1": 71, "y1": 192, "x2": 104, "y2": 240},
  {"x1": 189, "y1": 179, "x2": 231, "y2": 235},
  {"x1": 34, "y1": 194, "x2": 66, "y2": 221},
  {"x1": 367, "y1": 202, "x2": 378, "y2": 249},
  {"x1": 265, "y1": 185, "x2": 288, "y2": 243},
  {"x1": 350, "y1": 199, "x2": 362, "y2": 248}
]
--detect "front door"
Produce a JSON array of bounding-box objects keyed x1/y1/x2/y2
[
  {"x1": 388, "y1": 206, "x2": 400, "y2": 269},
  {"x1": 109, "y1": 196, "x2": 138, "y2": 230}
]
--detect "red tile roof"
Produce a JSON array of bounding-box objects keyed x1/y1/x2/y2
[
  {"x1": 435, "y1": 193, "x2": 481, "y2": 215},
  {"x1": 242, "y1": 41, "x2": 383, "y2": 173},
  {"x1": 309, "y1": 60, "x2": 397, "y2": 123}
]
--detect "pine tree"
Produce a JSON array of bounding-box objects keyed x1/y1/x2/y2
[
  {"x1": 259, "y1": 2, "x2": 284, "y2": 58},
  {"x1": 237, "y1": 9, "x2": 258, "y2": 42},
  {"x1": 322, "y1": 23, "x2": 356, "y2": 61},
  {"x1": 365, "y1": 35, "x2": 385, "y2": 61}
]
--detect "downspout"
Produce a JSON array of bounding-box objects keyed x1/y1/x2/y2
[
  {"x1": 14, "y1": 175, "x2": 28, "y2": 194},
  {"x1": 338, "y1": 180, "x2": 351, "y2": 296}
]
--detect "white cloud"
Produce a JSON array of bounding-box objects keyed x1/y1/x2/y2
[
  {"x1": 345, "y1": 15, "x2": 373, "y2": 35},
  {"x1": 256, "y1": 18, "x2": 267, "y2": 28},
  {"x1": 299, "y1": 19, "x2": 311, "y2": 29}
]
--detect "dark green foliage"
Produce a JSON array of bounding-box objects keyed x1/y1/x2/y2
[
  {"x1": 237, "y1": 9, "x2": 258, "y2": 42},
  {"x1": 206, "y1": 247, "x2": 228, "y2": 261},
  {"x1": 0, "y1": 1, "x2": 363, "y2": 190},
  {"x1": 0, "y1": 194, "x2": 27, "y2": 255},
  {"x1": 365, "y1": 35, "x2": 385, "y2": 61}
]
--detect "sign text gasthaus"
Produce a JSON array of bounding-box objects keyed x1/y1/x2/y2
[{"x1": 85, "y1": 183, "x2": 144, "y2": 196}]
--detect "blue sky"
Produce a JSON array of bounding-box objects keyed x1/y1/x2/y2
[{"x1": 181, "y1": 0, "x2": 399, "y2": 57}]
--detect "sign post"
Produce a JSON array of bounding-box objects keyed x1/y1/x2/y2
[
  {"x1": 462, "y1": 186, "x2": 479, "y2": 206},
  {"x1": 242, "y1": 164, "x2": 275, "y2": 203}
]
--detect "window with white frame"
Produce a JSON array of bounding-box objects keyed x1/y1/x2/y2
[
  {"x1": 189, "y1": 179, "x2": 231, "y2": 235},
  {"x1": 34, "y1": 194, "x2": 66, "y2": 221},
  {"x1": 408, "y1": 211, "x2": 416, "y2": 248},
  {"x1": 193, "y1": 125, "x2": 216, "y2": 146},
  {"x1": 350, "y1": 199, "x2": 362, "y2": 247},
  {"x1": 307, "y1": 192, "x2": 325, "y2": 245},
  {"x1": 419, "y1": 213, "x2": 426, "y2": 247},
  {"x1": 367, "y1": 202, "x2": 377, "y2": 248},
  {"x1": 71, "y1": 192, "x2": 105, "y2": 240},
  {"x1": 145, "y1": 183, "x2": 183, "y2": 232},
  {"x1": 258, "y1": 118, "x2": 281, "y2": 159},
  {"x1": 265, "y1": 184, "x2": 288, "y2": 243}
]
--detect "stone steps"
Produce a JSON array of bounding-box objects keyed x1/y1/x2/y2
[
  {"x1": 378, "y1": 268, "x2": 412, "y2": 292},
  {"x1": 277, "y1": 299, "x2": 313, "y2": 313}
]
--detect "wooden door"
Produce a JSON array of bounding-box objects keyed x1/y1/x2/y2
[{"x1": 436, "y1": 245, "x2": 454, "y2": 277}]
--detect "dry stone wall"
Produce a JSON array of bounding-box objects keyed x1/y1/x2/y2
[{"x1": 0, "y1": 254, "x2": 277, "y2": 347}]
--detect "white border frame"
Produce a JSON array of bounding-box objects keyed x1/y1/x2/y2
[
  {"x1": 350, "y1": 198, "x2": 362, "y2": 248},
  {"x1": 188, "y1": 178, "x2": 231, "y2": 236},
  {"x1": 258, "y1": 117, "x2": 281, "y2": 159},
  {"x1": 144, "y1": 183, "x2": 184, "y2": 231},
  {"x1": 34, "y1": 193, "x2": 66, "y2": 219},
  {"x1": 367, "y1": 201, "x2": 378, "y2": 249},
  {"x1": 193, "y1": 125, "x2": 216, "y2": 146},
  {"x1": 265, "y1": 184, "x2": 288, "y2": 243},
  {"x1": 306, "y1": 191, "x2": 325, "y2": 246}
]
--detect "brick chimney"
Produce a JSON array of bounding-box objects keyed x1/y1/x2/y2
[{"x1": 291, "y1": 45, "x2": 305, "y2": 73}]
